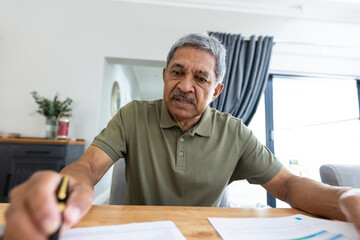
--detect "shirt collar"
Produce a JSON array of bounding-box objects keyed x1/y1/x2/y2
[
  {"x1": 160, "y1": 100, "x2": 178, "y2": 128},
  {"x1": 160, "y1": 100, "x2": 212, "y2": 137},
  {"x1": 192, "y1": 106, "x2": 212, "y2": 137}
]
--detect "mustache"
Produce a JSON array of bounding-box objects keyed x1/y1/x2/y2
[{"x1": 170, "y1": 91, "x2": 195, "y2": 105}]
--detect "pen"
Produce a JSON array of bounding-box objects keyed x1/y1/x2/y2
[{"x1": 49, "y1": 175, "x2": 70, "y2": 240}]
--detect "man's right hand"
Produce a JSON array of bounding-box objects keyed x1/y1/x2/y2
[{"x1": 4, "y1": 171, "x2": 93, "y2": 240}]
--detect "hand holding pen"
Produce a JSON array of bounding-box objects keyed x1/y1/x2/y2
[
  {"x1": 4, "y1": 171, "x2": 93, "y2": 240},
  {"x1": 49, "y1": 175, "x2": 70, "y2": 240}
]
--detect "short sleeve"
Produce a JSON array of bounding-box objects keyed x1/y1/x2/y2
[
  {"x1": 230, "y1": 126, "x2": 282, "y2": 184},
  {"x1": 91, "y1": 102, "x2": 134, "y2": 162}
]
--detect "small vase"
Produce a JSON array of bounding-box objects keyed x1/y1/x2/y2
[{"x1": 45, "y1": 116, "x2": 57, "y2": 139}]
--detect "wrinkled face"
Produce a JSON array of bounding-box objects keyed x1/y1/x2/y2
[{"x1": 163, "y1": 46, "x2": 223, "y2": 125}]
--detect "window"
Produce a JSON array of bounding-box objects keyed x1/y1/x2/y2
[
  {"x1": 272, "y1": 76, "x2": 360, "y2": 207},
  {"x1": 227, "y1": 75, "x2": 360, "y2": 208}
]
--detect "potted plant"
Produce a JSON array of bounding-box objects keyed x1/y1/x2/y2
[{"x1": 31, "y1": 91, "x2": 73, "y2": 139}]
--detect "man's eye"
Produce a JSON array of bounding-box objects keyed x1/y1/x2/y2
[
  {"x1": 172, "y1": 70, "x2": 182, "y2": 76},
  {"x1": 196, "y1": 76, "x2": 207, "y2": 83}
]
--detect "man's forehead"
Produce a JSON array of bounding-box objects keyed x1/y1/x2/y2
[
  {"x1": 172, "y1": 46, "x2": 215, "y2": 59},
  {"x1": 169, "y1": 47, "x2": 216, "y2": 73}
]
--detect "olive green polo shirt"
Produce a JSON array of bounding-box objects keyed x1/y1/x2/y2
[{"x1": 92, "y1": 99, "x2": 282, "y2": 206}]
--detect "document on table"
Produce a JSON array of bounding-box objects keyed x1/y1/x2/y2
[
  {"x1": 208, "y1": 214, "x2": 359, "y2": 240},
  {"x1": 60, "y1": 221, "x2": 186, "y2": 240}
]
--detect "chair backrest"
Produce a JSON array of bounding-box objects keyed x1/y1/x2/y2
[
  {"x1": 109, "y1": 158, "x2": 230, "y2": 206},
  {"x1": 319, "y1": 164, "x2": 360, "y2": 188},
  {"x1": 109, "y1": 158, "x2": 127, "y2": 205}
]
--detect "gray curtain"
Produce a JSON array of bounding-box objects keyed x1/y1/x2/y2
[{"x1": 209, "y1": 32, "x2": 273, "y2": 126}]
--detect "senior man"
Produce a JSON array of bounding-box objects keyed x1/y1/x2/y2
[{"x1": 5, "y1": 33, "x2": 360, "y2": 239}]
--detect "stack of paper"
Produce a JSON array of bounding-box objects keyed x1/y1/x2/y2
[
  {"x1": 208, "y1": 214, "x2": 359, "y2": 240},
  {"x1": 61, "y1": 221, "x2": 185, "y2": 240}
]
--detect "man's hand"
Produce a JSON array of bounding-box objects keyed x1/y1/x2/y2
[
  {"x1": 4, "y1": 146, "x2": 115, "y2": 239},
  {"x1": 4, "y1": 171, "x2": 93, "y2": 240},
  {"x1": 339, "y1": 189, "x2": 360, "y2": 235},
  {"x1": 262, "y1": 166, "x2": 360, "y2": 236}
]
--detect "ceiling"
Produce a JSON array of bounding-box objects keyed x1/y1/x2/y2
[
  {"x1": 112, "y1": 0, "x2": 360, "y2": 23},
  {"x1": 115, "y1": 0, "x2": 360, "y2": 98}
]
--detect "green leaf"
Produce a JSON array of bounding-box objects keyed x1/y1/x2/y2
[{"x1": 30, "y1": 90, "x2": 73, "y2": 117}]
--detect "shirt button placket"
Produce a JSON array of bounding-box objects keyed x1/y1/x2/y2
[{"x1": 176, "y1": 137, "x2": 186, "y2": 170}]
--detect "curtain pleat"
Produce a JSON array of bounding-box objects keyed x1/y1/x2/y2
[{"x1": 209, "y1": 32, "x2": 273, "y2": 126}]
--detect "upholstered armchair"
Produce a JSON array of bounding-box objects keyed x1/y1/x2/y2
[{"x1": 319, "y1": 164, "x2": 360, "y2": 188}]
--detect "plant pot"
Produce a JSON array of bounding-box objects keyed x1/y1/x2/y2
[{"x1": 45, "y1": 116, "x2": 57, "y2": 139}]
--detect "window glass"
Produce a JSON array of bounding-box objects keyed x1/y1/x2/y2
[{"x1": 272, "y1": 77, "x2": 360, "y2": 207}]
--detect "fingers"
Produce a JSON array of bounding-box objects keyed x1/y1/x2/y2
[
  {"x1": 61, "y1": 181, "x2": 93, "y2": 233},
  {"x1": 25, "y1": 172, "x2": 63, "y2": 233},
  {"x1": 5, "y1": 171, "x2": 62, "y2": 240},
  {"x1": 339, "y1": 189, "x2": 360, "y2": 235},
  {"x1": 5, "y1": 201, "x2": 45, "y2": 240},
  {"x1": 4, "y1": 171, "x2": 94, "y2": 239}
]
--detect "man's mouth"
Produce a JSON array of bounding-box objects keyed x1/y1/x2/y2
[
  {"x1": 174, "y1": 96, "x2": 192, "y2": 105},
  {"x1": 170, "y1": 92, "x2": 195, "y2": 106}
]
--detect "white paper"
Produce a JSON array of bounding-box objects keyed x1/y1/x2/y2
[
  {"x1": 208, "y1": 214, "x2": 360, "y2": 240},
  {"x1": 60, "y1": 221, "x2": 186, "y2": 240}
]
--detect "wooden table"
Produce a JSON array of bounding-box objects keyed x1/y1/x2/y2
[{"x1": 0, "y1": 203, "x2": 313, "y2": 239}]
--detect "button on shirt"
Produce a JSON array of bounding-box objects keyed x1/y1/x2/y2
[{"x1": 92, "y1": 100, "x2": 282, "y2": 206}]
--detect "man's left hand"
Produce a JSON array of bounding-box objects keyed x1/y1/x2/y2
[{"x1": 339, "y1": 189, "x2": 360, "y2": 235}]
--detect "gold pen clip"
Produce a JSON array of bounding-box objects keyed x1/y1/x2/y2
[{"x1": 57, "y1": 175, "x2": 69, "y2": 212}]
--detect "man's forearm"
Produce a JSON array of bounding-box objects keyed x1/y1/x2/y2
[
  {"x1": 263, "y1": 167, "x2": 352, "y2": 221},
  {"x1": 60, "y1": 145, "x2": 115, "y2": 188},
  {"x1": 286, "y1": 176, "x2": 351, "y2": 220},
  {"x1": 60, "y1": 160, "x2": 96, "y2": 188}
]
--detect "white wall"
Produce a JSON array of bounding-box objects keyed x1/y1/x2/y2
[
  {"x1": 1, "y1": 0, "x2": 360, "y2": 142},
  {"x1": 95, "y1": 60, "x2": 145, "y2": 203},
  {"x1": 1, "y1": 0, "x2": 360, "y2": 202},
  {"x1": 99, "y1": 60, "x2": 142, "y2": 131}
]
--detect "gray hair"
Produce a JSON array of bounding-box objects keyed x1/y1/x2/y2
[{"x1": 166, "y1": 33, "x2": 226, "y2": 85}]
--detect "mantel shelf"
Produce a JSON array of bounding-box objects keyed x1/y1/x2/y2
[{"x1": 0, "y1": 137, "x2": 85, "y2": 145}]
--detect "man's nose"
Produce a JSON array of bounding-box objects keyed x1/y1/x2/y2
[{"x1": 177, "y1": 75, "x2": 194, "y2": 92}]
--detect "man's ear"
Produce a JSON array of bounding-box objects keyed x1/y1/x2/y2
[
  {"x1": 162, "y1": 68, "x2": 166, "y2": 83},
  {"x1": 211, "y1": 83, "x2": 224, "y2": 101}
]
